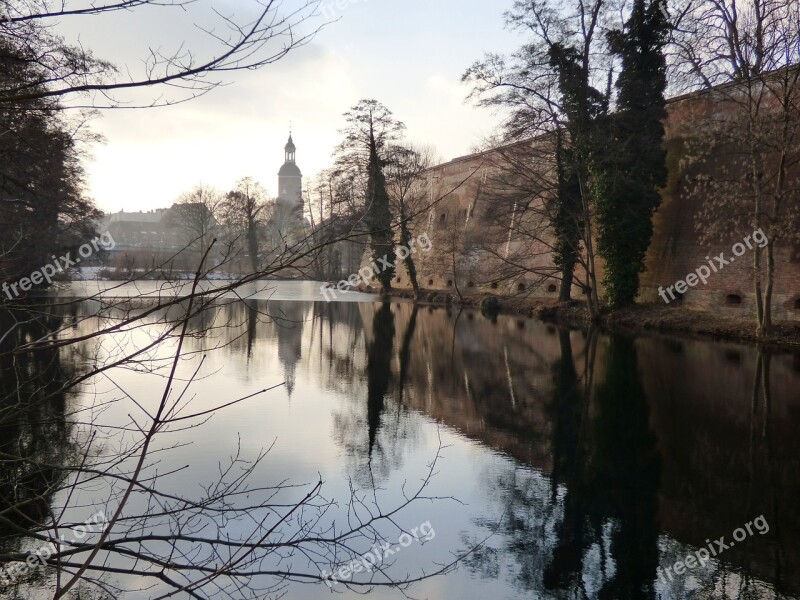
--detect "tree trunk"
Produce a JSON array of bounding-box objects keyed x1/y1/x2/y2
[
  {"x1": 399, "y1": 207, "x2": 419, "y2": 296},
  {"x1": 754, "y1": 243, "x2": 764, "y2": 335},
  {"x1": 559, "y1": 257, "x2": 575, "y2": 302},
  {"x1": 748, "y1": 115, "x2": 767, "y2": 336},
  {"x1": 581, "y1": 205, "x2": 601, "y2": 319},
  {"x1": 761, "y1": 240, "x2": 775, "y2": 335},
  {"x1": 247, "y1": 218, "x2": 259, "y2": 274}
]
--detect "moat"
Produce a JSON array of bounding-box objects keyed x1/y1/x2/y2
[{"x1": 4, "y1": 281, "x2": 798, "y2": 599}]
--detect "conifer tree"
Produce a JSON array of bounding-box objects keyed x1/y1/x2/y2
[
  {"x1": 597, "y1": 0, "x2": 670, "y2": 308},
  {"x1": 366, "y1": 125, "x2": 396, "y2": 291}
]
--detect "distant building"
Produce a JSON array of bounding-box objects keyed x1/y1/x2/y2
[
  {"x1": 269, "y1": 131, "x2": 307, "y2": 248},
  {"x1": 278, "y1": 132, "x2": 302, "y2": 206},
  {"x1": 99, "y1": 207, "x2": 196, "y2": 271},
  {"x1": 103, "y1": 208, "x2": 186, "y2": 252}
]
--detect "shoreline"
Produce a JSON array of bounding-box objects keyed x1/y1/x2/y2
[{"x1": 367, "y1": 287, "x2": 800, "y2": 350}]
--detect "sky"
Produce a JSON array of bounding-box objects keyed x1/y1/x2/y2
[{"x1": 54, "y1": 0, "x2": 522, "y2": 213}]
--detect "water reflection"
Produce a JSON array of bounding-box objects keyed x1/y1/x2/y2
[
  {"x1": 7, "y1": 296, "x2": 800, "y2": 599},
  {"x1": 0, "y1": 306, "x2": 79, "y2": 559},
  {"x1": 366, "y1": 302, "x2": 395, "y2": 459},
  {"x1": 204, "y1": 300, "x2": 799, "y2": 598}
]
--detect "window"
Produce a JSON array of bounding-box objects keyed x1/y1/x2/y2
[
  {"x1": 467, "y1": 281, "x2": 475, "y2": 288},
  {"x1": 794, "y1": 298, "x2": 800, "y2": 310},
  {"x1": 490, "y1": 282, "x2": 498, "y2": 290},
  {"x1": 726, "y1": 294, "x2": 742, "y2": 306},
  {"x1": 446, "y1": 280, "x2": 453, "y2": 287},
  {"x1": 439, "y1": 213, "x2": 447, "y2": 227},
  {"x1": 517, "y1": 283, "x2": 526, "y2": 292},
  {"x1": 547, "y1": 284, "x2": 557, "y2": 293},
  {"x1": 428, "y1": 279, "x2": 434, "y2": 286}
]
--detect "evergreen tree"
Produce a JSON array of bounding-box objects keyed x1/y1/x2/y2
[
  {"x1": 548, "y1": 41, "x2": 610, "y2": 315},
  {"x1": 552, "y1": 134, "x2": 583, "y2": 302},
  {"x1": 334, "y1": 99, "x2": 404, "y2": 293},
  {"x1": 596, "y1": 0, "x2": 670, "y2": 308},
  {"x1": 366, "y1": 125, "x2": 396, "y2": 291}
]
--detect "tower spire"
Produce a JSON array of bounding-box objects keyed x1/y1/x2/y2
[{"x1": 284, "y1": 129, "x2": 296, "y2": 163}]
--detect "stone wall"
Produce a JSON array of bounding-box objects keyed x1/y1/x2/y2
[{"x1": 388, "y1": 84, "x2": 800, "y2": 320}]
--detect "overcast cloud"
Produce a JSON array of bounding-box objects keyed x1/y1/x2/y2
[{"x1": 52, "y1": 0, "x2": 519, "y2": 213}]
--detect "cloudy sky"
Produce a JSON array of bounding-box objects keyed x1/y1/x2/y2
[{"x1": 56, "y1": 0, "x2": 521, "y2": 213}]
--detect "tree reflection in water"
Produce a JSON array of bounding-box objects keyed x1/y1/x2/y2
[
  {"x1": 0, "y1": 306, "x2": 81, "y2": 590},
  {"x1": 3, "y1": 297, "x2": 798, "y2": 599}
]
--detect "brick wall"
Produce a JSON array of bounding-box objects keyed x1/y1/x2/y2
[{"x1": 387, "y1": 82, "x2": 800, "y2": 320}]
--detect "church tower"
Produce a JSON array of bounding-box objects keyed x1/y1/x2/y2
[
  {"x1": 272, "y1": 130, "x2": 305, "y2": 247},
  {"x1": 278, "y1": 132, "x2": 302, "y2": 208}
]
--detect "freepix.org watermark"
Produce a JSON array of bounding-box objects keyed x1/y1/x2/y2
[
  {"x1": 657, "y1": 514, "x2": 769, "y2": 584},
  {"x1": 0, "y1": 511, "x2": 107, "y2": 587},
  {"x1": 321, "y1": 520, "x2": 435, "y2": 588},
  {"x1": 2, "y1": 231, "x2": 115, "y2": 299},
  {"x1": 658, "y1": 228, "x2": 768, "y2": 304},
  {"x1": 321, "y1": 233, "x2": 433, "y2": 302}
]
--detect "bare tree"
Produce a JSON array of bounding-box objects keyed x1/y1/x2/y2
[
  {"x1": 672, "y1": 0, "x2": 800, "y2": 335},
  {"x1": 463, "y1": 0, "x2": 621, "y2": 317},
  {"x1": 221, "y1": 177, "x2": 272, "y2": 274},
  {"x1": 0, "y1": 0, "x2": 322, "y2": 108},
  {"x1": 470, "y1": 135, "x2": 586, "y2": 300},
  {"x1": 384, "y1": 143, "x2": 438, "y2": 296},
  {"x1": 171, "y1": 184, "x2": 224, "y2": 263}
]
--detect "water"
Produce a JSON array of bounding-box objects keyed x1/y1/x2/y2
[{"x1": 2, "y1": 281, "x2": 798, "y2": 599}]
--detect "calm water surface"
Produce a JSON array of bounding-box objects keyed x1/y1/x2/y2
[{"x1": 7, "y1": 281, "x2": 800, "y2": 599}]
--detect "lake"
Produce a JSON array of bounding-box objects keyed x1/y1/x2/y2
[{"x1": 2, "y1": 281, "x2": 798, "y2": 599}]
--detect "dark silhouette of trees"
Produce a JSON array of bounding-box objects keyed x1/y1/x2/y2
[
  {"x1": 366, "y1": 128, "x2": 396, "y2": 291},
  {"x1": 333, "y1": 100, "x2": 405, "y2": 292},
  {"x1": 0, "y1": 37, "x2": 100, "y2": 294},
  {"x1": 464, "y1": 0, "x2": 615, "y2": 316},
  {"x1": 222, "y1": 177, "x2": 272, "y2": 274},
  {"x1": 595, "y1": 0, "x2": 670, "y2": 308}
]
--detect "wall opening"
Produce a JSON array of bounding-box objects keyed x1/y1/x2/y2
[
  {"x1": 726, "y1": 294, "x2": 743, "y2": 306},
  {"x1": 794, "y1": 298, "x2": 800, "y2": 310},
  {"x1": 467, "y1": 281, "x2": 475, "y2": 288},
  {"x1": 547, "y1": 284, "x2": 557, "y2": 293},
  {"x1": 491, "y1": 282, "x2": 498, "y2": 290},
  {"x1": 446, "y1": 280, "x2": 453, "y2": 287},
  {"x1": 428, "y1": 279, "x2": 434, "y2": 286},
  {"x1": 517, "y1": 283, "x2": 525, "y2": 292}
]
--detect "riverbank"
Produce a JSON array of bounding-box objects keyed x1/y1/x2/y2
[{"x1": 371, "y1": 287, "x2": 800, "y2": 350}]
